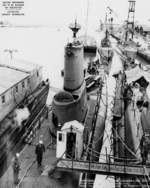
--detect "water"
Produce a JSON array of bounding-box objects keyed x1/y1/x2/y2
[
  {"x1": 0, "y1": 27, "x2": 99, "y2": 104},
  {"x1": 0, "y1": 27, "x2": 68, "y2": 104}
]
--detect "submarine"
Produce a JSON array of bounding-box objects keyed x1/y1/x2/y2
[{"x1": 50, "y1": 21, "x2": 88, "y2": 136}]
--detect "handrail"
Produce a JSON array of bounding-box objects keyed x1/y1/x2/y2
[{"x1": 56, "y1": 157, "x2": 150, "y2": 177}]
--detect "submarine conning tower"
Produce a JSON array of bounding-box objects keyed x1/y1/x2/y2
[
  {"x1": 64, "y1": 21, "x2": 84, "y2": 91},
  {"x1": 51, "y1": 21, "x2": 87, "y2": 127}
]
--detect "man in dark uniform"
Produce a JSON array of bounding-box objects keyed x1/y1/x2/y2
[
  {"x1": 35, "y1": 140, "x2": 45, "y2": 167},
  {"x1": 12, "y1": 153, "x2": 20, "y2": 185},
  {"x1": 140, "y1": 134, "x2": 148, "y2": 165}
]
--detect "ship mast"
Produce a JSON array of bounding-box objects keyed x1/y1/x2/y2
[
  {"x1": 69, "y1": 19, "x2": 81, "y2": 39},
  {"x1": 85, "y1": 0, "x2": 90, "y2": 44},
  {"x1": 104, "y1": 9, "x2": 109, "y2": 40},
  {"x1": 125, "y1": 0, "x2": 136, "y2": 41}
]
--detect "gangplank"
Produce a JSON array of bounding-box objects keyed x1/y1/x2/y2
[{"x1": 56, "y1": 158, "x2": 150, "y2": 177}]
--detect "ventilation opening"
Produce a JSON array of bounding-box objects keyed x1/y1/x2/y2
[{"x1": 73, "y1": 95, "x2": 79, "y2": 100}]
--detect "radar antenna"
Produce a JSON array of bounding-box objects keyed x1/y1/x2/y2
[{"x1": 69, "y1": 19, "x2": 81, "y2": 38}]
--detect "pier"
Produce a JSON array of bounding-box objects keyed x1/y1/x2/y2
[{"x1": 0, "y1": 109, "x2": 61, "y2": 188}]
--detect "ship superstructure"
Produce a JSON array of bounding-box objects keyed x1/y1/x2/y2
[
  {"x1": 98, "y1": 29, "x2": 114, "y2": 75},
  {"x1": 51, "y1": 21, "x2": 87, "y2": 134}
]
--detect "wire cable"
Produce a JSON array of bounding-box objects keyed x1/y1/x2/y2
[{"x1": 112, "y1": 126, "x2": 139, "y2": 159}]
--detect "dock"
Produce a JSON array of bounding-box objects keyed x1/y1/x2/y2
[{"x1": 0, "y1": 111, "x2": 59, "y2": 188}]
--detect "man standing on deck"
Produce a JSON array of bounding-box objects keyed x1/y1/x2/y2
[
  {"x1": 12, "y1": 153, "x2": 20, "y2": 185},
  {"x1": 35, "y1": 140, "x2": 45, "y2": 167}
]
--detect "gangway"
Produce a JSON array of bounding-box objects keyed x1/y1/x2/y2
[{"x1": 56, "y1": 158, "x2": 150, "y2": 177}]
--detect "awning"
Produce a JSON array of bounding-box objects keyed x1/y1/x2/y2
[{"x1": 125, "y1": 66, "x2": 150, "y2": 84}]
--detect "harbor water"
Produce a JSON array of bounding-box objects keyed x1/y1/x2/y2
[
  {"x1": 0, "y1": 27, "x2": 99, "y2": 104},
  {"x1": 0, "y1": 27, "x2": 67, "y2": 104}
]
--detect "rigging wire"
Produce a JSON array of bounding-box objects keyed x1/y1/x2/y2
[
  {"x1": 87, "y1": 145, "x2": 140, "y2": 162},
  {"x1": 112, "y1": 126, "x2": 139, "y2": 159},
  {"x1": 85, "y1": 0, "x2": 90, "y2": 39},
  {"x1": 143, "y1": 166, "x2": 150, "y2": 186}
]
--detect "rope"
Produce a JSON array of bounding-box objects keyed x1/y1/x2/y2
[
  {"x1": 85, "y1": 0, "x2": 89, "y2": 38},
  {"x1": 112, "y1": 126, "x2": 139, "y2": 159},
  {"x1": 134, "y1": 142, "x2": 141, "y2": 155},
  {"x1": 17, "y1": 160, "x2": 36, "y2": 187},
  {"x1": 86, "y1": 150, "x2": 106, "y2": 162},
  {"x1": 104, "y1": 129, "x2": 112, "y2": 146},
  {"x1": 100, "y1": 95, "x2": 113, "y2": 107},
  {"x1": 136, "y1": 176, "x2": 145, "y2": 187},
  {"x1": 143, "y1": 165, "x2": 150, "y2": 186},
  {"x1": 86, "y1": 82, "x2": 102, "y2": 149},
  {"x1": 87, "y1": 146, "x2": 140, "y2": 162},
  {"x1": 143, "y1": 173, "x2": 149, "y2": 188}
]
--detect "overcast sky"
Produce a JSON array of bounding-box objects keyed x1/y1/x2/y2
[{"x1": 1, "y1": 0, "x2": 150, "y2": 28}]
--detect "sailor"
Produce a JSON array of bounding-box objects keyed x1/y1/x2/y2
[
  {"x1": 46, "y1": 78, "x2": 49, "y2": 85},
  {"x1": 140, "y1": 134, "x2": 148, "y2": 165},
  {"x1": 35, "y1": 140, "x2": 45, "y2": 167},
  {"x1": 45, "y1": 106, "x2": 49, "y2": 119},
  {"x1": 38, "y1": 119, "x2": 42, "y2": 129},
  {"x1": 12, "y1": 153, "x2": 20, "y2": 185}
]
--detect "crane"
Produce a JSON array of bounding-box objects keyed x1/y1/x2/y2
[
  {"x1": 125, "y1": 1, "x2": 136, "y2": 41},
  {"x1": 106, "y1": 6, "x2": 118, "y2": 34},
  {"x1": 107, "y1": 6, "x2": 118, "y2": 18}
]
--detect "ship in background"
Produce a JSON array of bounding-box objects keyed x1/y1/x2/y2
[
  {"x1": 80, "y1": 0, "x2": 97, "y2": 54},
  {"x1": 111, "y1": 1, "x2": 150, "y2": 187},
  {"x1": 97, "y1": 29, "x2": 114, "y2": 74},
  {"x1": 53, "y1": 18, "x2": 122, "y2": 188},
  {"x1": 0, "y1": 58, "x2": 49, "y2": 171},
  {"x1": 97, "y1": 6, "x2": 114, "y2": 75},
  {"x1": 54, "y1": 1, "x2": 150, "y2": 188}
]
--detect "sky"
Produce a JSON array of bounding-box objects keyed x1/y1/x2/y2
[{"x1": 0, "y1": 0, "x2": 150, "y2": 28}]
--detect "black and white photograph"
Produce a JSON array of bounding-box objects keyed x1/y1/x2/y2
[{"x1": 0, "y1": 0, "x2": 150, "y2": 187}]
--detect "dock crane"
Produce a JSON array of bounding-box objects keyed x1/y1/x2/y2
[
  {"x1": 125, "y1": 1, "x2": 136, "y2": 41},
  {"x1": 106, "y1": 6, "x2": 118, "y2": 34}
]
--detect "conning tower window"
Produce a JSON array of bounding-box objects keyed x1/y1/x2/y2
[
  {"x1": 58, "y1": 133, "x2": 64, "y2": 142},
  {"x1": 16, "y1": 85, "x2": 18, "y2": 93},
  {"x1": 37, "y1": 71, "x2": 39, "y2": 77},
  {"x1": 2, "y1": 95, "x2": 5, "y2": 103}
]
